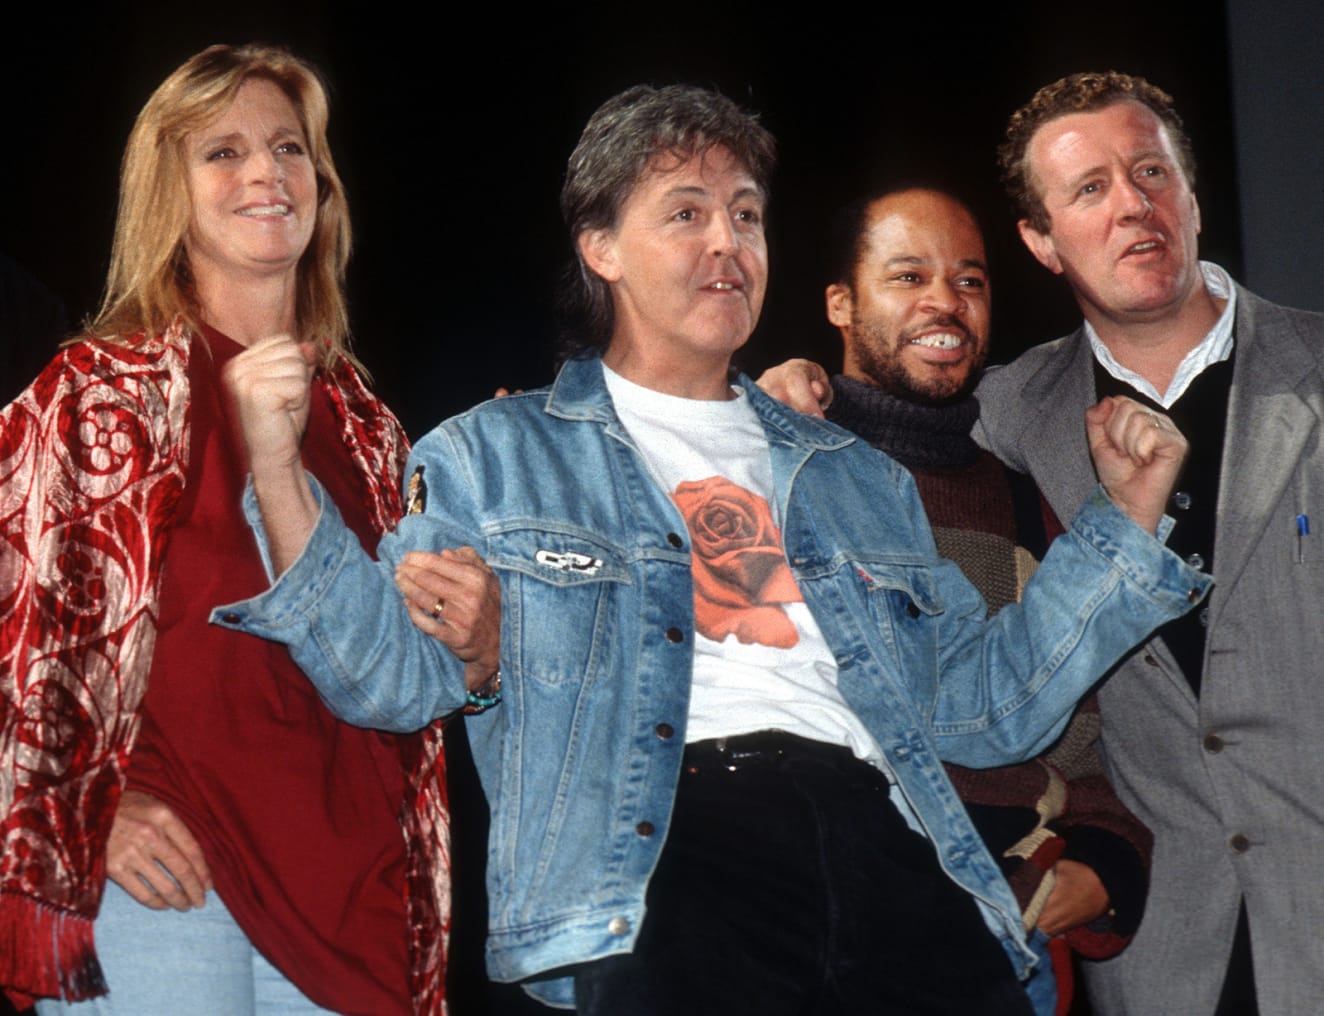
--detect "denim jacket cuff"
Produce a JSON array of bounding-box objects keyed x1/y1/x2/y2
[
  {"x1": 1071, "y1": 485, "x2": 1213, "y2": 613},
  {"x1": 210, "y1": 473, "x2": 345, "y2": 636}
]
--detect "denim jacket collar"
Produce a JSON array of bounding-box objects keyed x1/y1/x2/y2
[{"x1": 545, "y1": 354, "x2": 855, "y2": 454}]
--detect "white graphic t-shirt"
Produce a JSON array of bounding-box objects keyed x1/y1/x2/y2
[{"x1": 603, "y1": 365, "x2": 886, "y2": 766}]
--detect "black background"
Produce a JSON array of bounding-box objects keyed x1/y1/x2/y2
[{"x1": 2, "y1": 2, "x2": 1242, "y2": 436}]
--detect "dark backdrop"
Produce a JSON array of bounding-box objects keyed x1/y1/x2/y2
[{"x1": 2, "y1": 2, "x2": 1242, "y2": 433}]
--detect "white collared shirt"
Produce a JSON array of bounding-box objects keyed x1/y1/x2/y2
[{"x1": 1085, "y1": 262, "x2": 1236, "y2": 408}]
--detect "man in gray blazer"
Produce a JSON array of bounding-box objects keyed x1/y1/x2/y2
[{"x1": 977, "y1": 71, "x2": 1324, "y2": 1016}]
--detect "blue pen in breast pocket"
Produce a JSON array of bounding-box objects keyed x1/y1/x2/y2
[{"x1": 1297, "y1": 513, "x2": 1310, "y2": 563}]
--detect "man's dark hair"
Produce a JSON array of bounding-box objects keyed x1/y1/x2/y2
[
  {"x1": 557, "y1": 83, "x2": 777, "y2": 359},
  {"x1": 825, "y1": 183, "x2": 979, "y2": 290},
  {"x1": 999, "y1": 71, "x2": 1195, "y2": 233}
]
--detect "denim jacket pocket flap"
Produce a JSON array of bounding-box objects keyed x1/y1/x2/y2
[
  {"x1": 488, "y1": 526, "x2": 632, "y2": 587},
  {"x1": 488, "y1": 525, "x2": 629, "y2": 688},
  {"x1": 855, "y1": 560, "x2": 945, "y2": 617}
]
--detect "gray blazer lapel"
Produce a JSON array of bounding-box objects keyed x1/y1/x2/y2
[
  {"x1": 1213, "y1": 287, "x2": 1324, "y2": 613},
  {"x1": 1010, "y1": 330, "x2": 1099, "y2": 526}
]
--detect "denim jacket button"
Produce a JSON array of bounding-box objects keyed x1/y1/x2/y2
[
  {"x1": 608, "y1": 917, "x2": 630, "y2": 936},
  {"x1": 665, "y1": 627, "x2": 683, "y2": 643},
  {"x1": 666, "y1": 531, "x2": 684, "y2": 548},
  {"x1": 655, "y1": 723, "x2": 675, "y2": 739},
  {"x1": 221, "y1": 612, "x2": 241, "y2": 625},
  {"x1": 636, "y1": 821, "x2": 655, "y2": 837},
  {"x1": 905, "y1": 602, "x2": 920, "y2": 619}
]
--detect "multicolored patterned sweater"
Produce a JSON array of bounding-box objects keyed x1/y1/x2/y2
[{"x1": 828, "y1": 375, "x2": 1152, "y2": 958}]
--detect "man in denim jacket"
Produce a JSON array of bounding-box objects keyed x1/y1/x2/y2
[{"x1": 219, "y1": 85, "x2": 1208, "y2": 1014}]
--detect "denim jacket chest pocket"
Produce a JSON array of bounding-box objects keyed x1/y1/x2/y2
[
  {"x1": 487, "y1": 524, "x2": 632, "y2": 688},
  {"x1": 849, "y1": 558, "x2": 948, "y2": 700}
]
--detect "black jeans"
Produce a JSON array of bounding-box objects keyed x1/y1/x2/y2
[{"x1": 574, "y1": 734, "x2": 1033, "y2": 1016}]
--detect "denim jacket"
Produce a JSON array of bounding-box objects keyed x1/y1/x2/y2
[{"x1": 215, "y1": 356, "x2": 1209, "y2": 1008}]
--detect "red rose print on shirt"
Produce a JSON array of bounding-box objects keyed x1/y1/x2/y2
[{"x1": 671, "y1": 476, "x2": 802, "y2": 648}]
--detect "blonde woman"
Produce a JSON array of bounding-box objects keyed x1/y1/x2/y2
[{"x1": 0, "y1": 44, "x2": 489, "y2": 1015}]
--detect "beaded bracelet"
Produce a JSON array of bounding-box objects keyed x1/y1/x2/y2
[{"x1": 464, "y1": 670, "x2": 503, "y2": 713}]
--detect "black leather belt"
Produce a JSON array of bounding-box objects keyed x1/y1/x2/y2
[{"x1": 682, "y1": 731, "x2": 862, "y2": 775}]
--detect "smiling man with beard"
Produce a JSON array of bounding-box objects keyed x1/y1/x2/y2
[
  {"x1": 828, "y1": 189, "x2": 991, "y2": 405},
  {"x1": 821, "y1": 186, "x2": 1154, "y2": 1016}
]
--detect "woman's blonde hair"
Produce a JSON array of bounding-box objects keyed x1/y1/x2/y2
[{"x1": 90, "y1": 43, "x2": 357, "y2": 368}]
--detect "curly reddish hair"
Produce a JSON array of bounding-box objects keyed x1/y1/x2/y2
[{"x1": 999, "y1": 71, "x2": 1195, "y2": 232}]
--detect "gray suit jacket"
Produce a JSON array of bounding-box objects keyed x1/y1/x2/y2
[{"x1": 976, "y1": 286, "x2": 1324, "y2": 1016}]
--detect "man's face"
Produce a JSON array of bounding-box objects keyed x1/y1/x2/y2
[
  {"x1": 827, "y1": 189, "x2": 990, "y2": 404},
  {"x1": 1017, "y1": 100, "x2": 1203, "y2": 330},
  {"x1": 580, "y1": 145, "x2": 768, "y2": 396}
]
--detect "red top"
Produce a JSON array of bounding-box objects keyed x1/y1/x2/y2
[{"x1": 126, "y1": 326, "x2": 413, "y2": 1014}]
